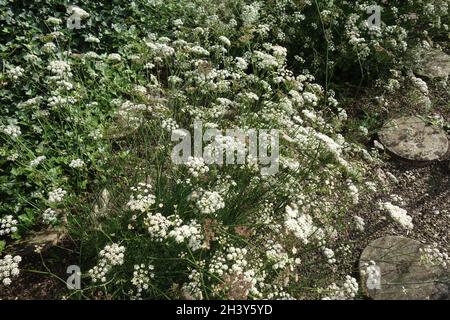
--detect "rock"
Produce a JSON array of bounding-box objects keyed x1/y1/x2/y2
[
  {"x1": 106, "y1": 116, "x2": 140, "y2": 139},
  {"x1": 378, "y1": 116, "x2": 448, "y2": 162},
  {"x1": 359, "y1": 236, "x2": 449, "y2": 300},
  {"x1": 93, "y1": 188, "x2": 111, "y2": 218},
  {"x1": 415, "y1": 49, "x2": 450, "y2": 79},
  {"x1": 14, "y1": 228, "x2": 67, "y2": 256}
]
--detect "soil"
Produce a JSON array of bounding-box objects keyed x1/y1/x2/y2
[{"x1": 0, "y1": 241, "x2": 78, "y2": 300}]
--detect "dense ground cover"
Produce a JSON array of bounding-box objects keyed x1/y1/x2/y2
[{"x1": 0, "y1": 0, "x2": 449, "y2": 299}]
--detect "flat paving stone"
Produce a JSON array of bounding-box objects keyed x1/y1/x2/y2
[
  {"x1": 378, "y1": 116, "x2": 448, "y2": 162},
  {"x1": 415, "y1": 49, "x2": 450, "y2": 79},
  {"x1": 359, "y1": 236, "x2": 449, "y2": 300},
  {"x1": 13, "y1": 228, "x2": 66, "y2": 256}
]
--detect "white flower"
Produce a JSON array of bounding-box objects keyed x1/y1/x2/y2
[
  {"x1": 361, "y1": 261, "x2": 381, "y2": 290},
  {"x1": 218, "y1": 36, "x2": 231, "y2": 47},
  {"x1": 173, "y1": 19, "x2": 183, "y2": 27},
  {"x1": 0, "y1": 255, "x2": 21, "y2": 286},
  {"x1": 127, "y1": 183, "x2": 156, "y2": 213},
  {"x1": 302, "y1": 92, "x2": 318, "y2": 106},
  {"x1": 185, "y1": 157, "x2": 209, "y2": 177},
  {"x1": 323, "y1": 247, "x2": 336, "y2": 264},
  {"x1": 189, "y1": 45, "x2": 210, "y2": 56},
  {"x1": 161, "y1": 118, "x2": 179, "y2": 132},
  {"x1": 348, "y1": 182, "x2": 359, "y2": 204},
  {"x1": 68, "y1": 5, "x2": 90, "y2": 19},
  {"x1": 380, "y1": 202, "x2": 413, "y2": 230},
  {"x1": 0, "y1": 215, "x2": 18, "y2": 236},
  {"x1": 42, "y1": 42, "x2": 57, "y2": 53},
  {"x1": 131, "y1": 264, "x2": 155, "y2": 298},
  {"x1": 46, "y1": 17, "x2": 62, "y2": 25},
  {"x1": 144, "y1": 212, "x2": 172, "y2": 241},
  {"x1": 85, "y1": 34, "x2": 100, "y2": 44},
  {"x1": 354, "y1": 216, "x2": 365, "y2": 231},
  {"x1": 168, "y1": 220, "x2": 204, "y2": 251},
  {"x1": 195, "y1": 191, "x2": 225, "y2": 215},
  {"x1": 88, "y1": 243, "x2": 125, "y2": 283},
  {"x1": 48, "y1": 188, "x2": 67, "y2": 204},
  {"x1": 242, "y1": 2, "x2": 260, "y2": 27},
  {"x1": 145, "y1": 42, "x2": 175, "y2": 57},
  {"x1": 235, "y1": 57, "x2": 248, "y2": 70},
  {"x1": 420, "y1": 243, "x2": 449, "y2": 268},
  {"x1": 42, "y1": 208, "x2": 58, "y2": 224},
  {"x1": 107, "y1": 53, "x2": 122, "y2": 63},
  {"x1": 6, "y1": 66, "x2": 24, "y2": 80},
  {"x1": 69, "y1": 159, "x2": 85, "y2": 169},
  {"x1": 47, "y1": 60, "x2": 72, "y2": 79},
  {"x1": 1, "y1": 124, "x2": 22, "y2": 138},
  {"x1": 284, "y1": 204, "x2": 316, "y2": 244},
  {"x1": 322, "y1": 275, "x2": 358, "y2": 300}
]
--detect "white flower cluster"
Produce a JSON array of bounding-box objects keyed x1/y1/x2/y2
[
  {"x1": 265, "y1": 241, "x2": 300, "y2": 271},
  {"x1": 242, "y1": 2, "x2": 260, "y2": 27},
  {"x1": 0, "y1": 215, "x2": 18, "y2": 236},
  {"x1": 207, "y1": 246, "x2": 263, "y2": 298},
  {"x1": 203, "y1": 135, "x2": 247, "y2": 164},
  {"x1": 168, "y1": 220, "x2": 204, "y2": 251},
  {"x1": 361, "y1": 261, "x2": 381, "y2": 290},
  {"x1": 88, "y1": 243, "x2": 125, "y2": 283},
  {"x1": 69, "y1": 158, "x2": 85, "y2": 168},
  {"x1": 209, "y1": 246, "x2": 248, "y2": 277},
  {"x1": 284, "y1": 204, "x2": 316, "y2": 244},
  {"x1": 6, "y1": 66, "x2": 24, "y2": 80},
  {"x1": 30, "y1": 155, "x2": 46, "y2": 167},
  {"x1": 47, "y1": 60, "x2": 72, "y2": 79},
  {"x1": 126, "y1": 183, "x2": 156, "y2": 213},
  {"x1": 420, "y1": 243, "x2": 449, "y2": 268},
  {"x1": 46, "y1": 17, "x2": 62, "y2": 25},
  {"x1": 218, "y1": 36, "x2": 231, "y2": 47},
  {"x1": 323, "y1": 247, "x2": 336, "y2": 264},
  {"x1": 322, "y1": 276, "x2": 359, "y2": 300},
  {"x1": 42, "y1": 42, "x2": 56, "y2": 53},
  {"x1": 1, "y1": 124, "x2": 22, "y2": 138},
  {"x1": 144, "y1": 212, "x2": 171, "y2": 241},
  {"x1": 68, "y1": 5, "x2": 90, "y2": 19},
  {"x1": 380, "y1": 202, "x2": 413, "y2": 230},
  {"x1": 131, "y1": 264, "x2": 155, "y2": 298},
  {"x1": 145, "y1": 41, "x2": 175, "y2": 59},
  {"x1": 195, "y1": 191, "x2": 225, "y2": 215},
  {"x1": 348, "y1": 182, "x2": 359, "y2": 205},
  {"x1": 161, "y1": 118, "x2": 179, "y2": 132},
  {"x1": 47, "y1": 95, "x2": 76, "y2": 108},
  {"x1": 253, "y1": 50, "x2": 280, "y2": 70},
  {"x1": 107, "y1": 53, "x2": 122, "y2": 63},
  {"x1": 0, "y1": 255, "x2": 21, "y2": 286},
  {"x1": 42, "y1": 208, "x2": 58, "y2": 224},
  {"x1": 185, "y1": 156, "x2": 209, "y2": 177},
  {"x1": 189, "y1": 45, "x2": 210, "y2": 56},
  {"x1": 410, "y1": 75, "x2": 429, "y2": 95},
  {"x1": 48, "y1": 188, "x2": 67, "y2": 204},
  {"x1": 85, "y1": 34, "x2": 100, "y2": 44},
  {"x1": 182, "y1": 269, "x2": 204, "y2": 299},
  {"x1": 144, "y1": 212, "x2": 205, "y2": 251},
  {"x1": 354, "y1": 216, "x2": 365, "y2": 232},
  {"x1": 235, "y1": 57, "x2": 248, "y2": 70}
]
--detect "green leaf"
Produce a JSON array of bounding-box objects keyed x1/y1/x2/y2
[{"x1": 0, "y1": 240, "x2": 5, "y2": 254}]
